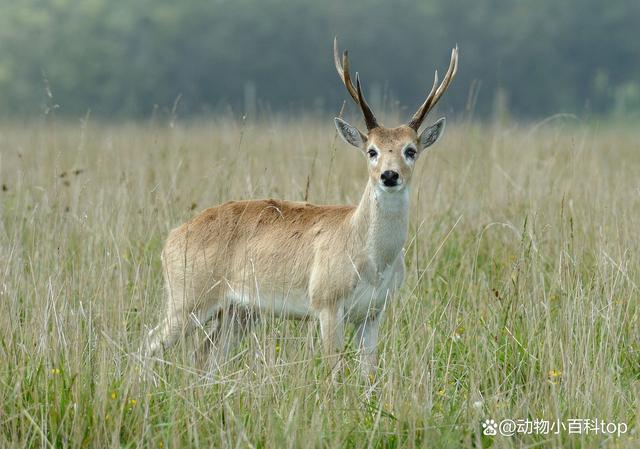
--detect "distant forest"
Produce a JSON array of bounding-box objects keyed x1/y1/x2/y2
[{"x1": 1, "y1": 0, "x2": 639, "y2": 120}]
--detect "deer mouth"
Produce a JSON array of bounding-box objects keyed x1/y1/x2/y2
[{"x1": 378, "y1": 180, "x2": 405, "y2": 193}]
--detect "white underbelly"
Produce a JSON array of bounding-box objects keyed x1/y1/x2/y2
[
  {"x1": 226, "y1": 286, "x2": 312, "y2": 318},
  {"x1": 223, "y1": 262, "x2": 401, "y2": 321}
]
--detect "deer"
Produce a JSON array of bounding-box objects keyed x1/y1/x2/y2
[{"x1": 144, "y1": 38, "x2": 458, "y2": 376}]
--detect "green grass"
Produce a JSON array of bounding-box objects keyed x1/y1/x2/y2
[{"x1": 0, "y1": 118, "x2": 638, "y2": 448}]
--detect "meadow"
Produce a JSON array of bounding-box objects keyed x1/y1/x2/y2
[{"x1": 0, "y1": 117, "x2": 638, "y2": 448}]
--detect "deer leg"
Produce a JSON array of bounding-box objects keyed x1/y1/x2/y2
[
  {"x1": 144, "y1": 273, "x2": 221, "y2": 359},
  {"x1": 355, "y1": 312, "x2": 382, "y2": 378},
  {"x1": 198, "y1": 305, "x2": 258, "y2": 373},
  {"x1": 195, "y1": 310, "x2": 222, "y2": 368},
  {"x1": 318, "y1": 304, "x2": 345, "y2": 368},
  {"x1": 145, "y1": 304, "x2": 188, "y2": 357}
]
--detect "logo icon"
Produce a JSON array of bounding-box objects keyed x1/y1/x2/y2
[{"x1": 482, "y1": 419, "x2": 497, "y2": 436}]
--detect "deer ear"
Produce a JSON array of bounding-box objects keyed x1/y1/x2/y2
[
  {"x1": 334, "y1": 117, "x2": 366, "y2": 148},
  {"x1": 419, "y1": 117, "x2": 446, "y2": 150}
]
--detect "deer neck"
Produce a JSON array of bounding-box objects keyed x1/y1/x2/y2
[{"x1": 351, "y1": 181, "x2": 409, "y2": 271}]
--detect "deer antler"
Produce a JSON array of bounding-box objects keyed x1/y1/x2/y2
[
  {"x1": 408, "y1": 46, "x2": 458, "y2": 131},
  {"x1": 334, "y1": 37, "x2": 379, "y2": 131}
]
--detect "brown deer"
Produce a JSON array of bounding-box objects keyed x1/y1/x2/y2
[{"x1": 144, "y1": 38, "x2": 458, "y2": 375}]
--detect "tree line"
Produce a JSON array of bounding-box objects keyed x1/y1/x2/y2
[{"x1": 1, "y1": 0, "x2": 639, "y2": 120}]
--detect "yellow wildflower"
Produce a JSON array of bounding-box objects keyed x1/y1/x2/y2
[{"x1": 548, "y1": 369, "x2": 562, "y2": 378}]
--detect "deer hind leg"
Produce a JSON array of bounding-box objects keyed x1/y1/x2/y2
[
  {"x1": 195, "y1": 309, "x2": 223, "y2": 367},
  {"x1": 145, "y1": 311, "x2": 181, "y2": 357},
  {"x1": 197, "y1": 305, "x2": 259, "y2": 373},
  {"x1": 144, "y1": 269, "x2": 221, "y2": 358}
]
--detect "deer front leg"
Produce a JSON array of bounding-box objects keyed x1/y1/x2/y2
[
  {"x1": 355, "y1": 312, "x2": 382, "y2": 378},
  {"x1": 317, "y1": 304, "x2": 345, "y2": 368},
  {"x1": 310, "y1": 258, "x2": 353, "y2": 370}
]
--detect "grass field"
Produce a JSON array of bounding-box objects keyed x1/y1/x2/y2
[{"x1": 0, "y1": 118, "x2": 638, "y2": 448}]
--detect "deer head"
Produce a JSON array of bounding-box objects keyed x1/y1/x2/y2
[{"x1": 333, "y1": 38, "x2": 458, "y2": 193}]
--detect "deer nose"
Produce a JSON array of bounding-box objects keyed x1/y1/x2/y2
[{"x1": 380, "y1": 170, "x2": 400, "y2": 187}]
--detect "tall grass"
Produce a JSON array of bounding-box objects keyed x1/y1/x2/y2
[{"x1": 0, "y1": 118, "x2": 638, "y2": 448}]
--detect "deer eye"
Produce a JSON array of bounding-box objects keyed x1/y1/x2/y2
[
  {"x1": 404, "y1": 147, "x2": 417, "y2": 159},
  {"x1": 367, "y1": 148, "x2": 378, "y2": 159}
]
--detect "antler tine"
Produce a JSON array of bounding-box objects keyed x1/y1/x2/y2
[
  {"x1": 333, "y1": 37, "x2": 379, "y2": 130},
  {"x1": 408, "y1": 70, "x2": 439, "y2": 130},
  {"x1": 433, "y1": 46, "x2": 458, "y2": 103},
  {"x1": 355, "y1": 73, "x2": 379, "y2": 131},
  {"x1": 408, "y1": 46, "x2": 458, "y2": 131},
  {"x1": 334, "y1": 38, "x2": 359, "y2": 103}
]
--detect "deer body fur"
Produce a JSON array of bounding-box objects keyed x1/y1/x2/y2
[{"x1": 147, "y1": 180, "x2": 407, "y2": 370}]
